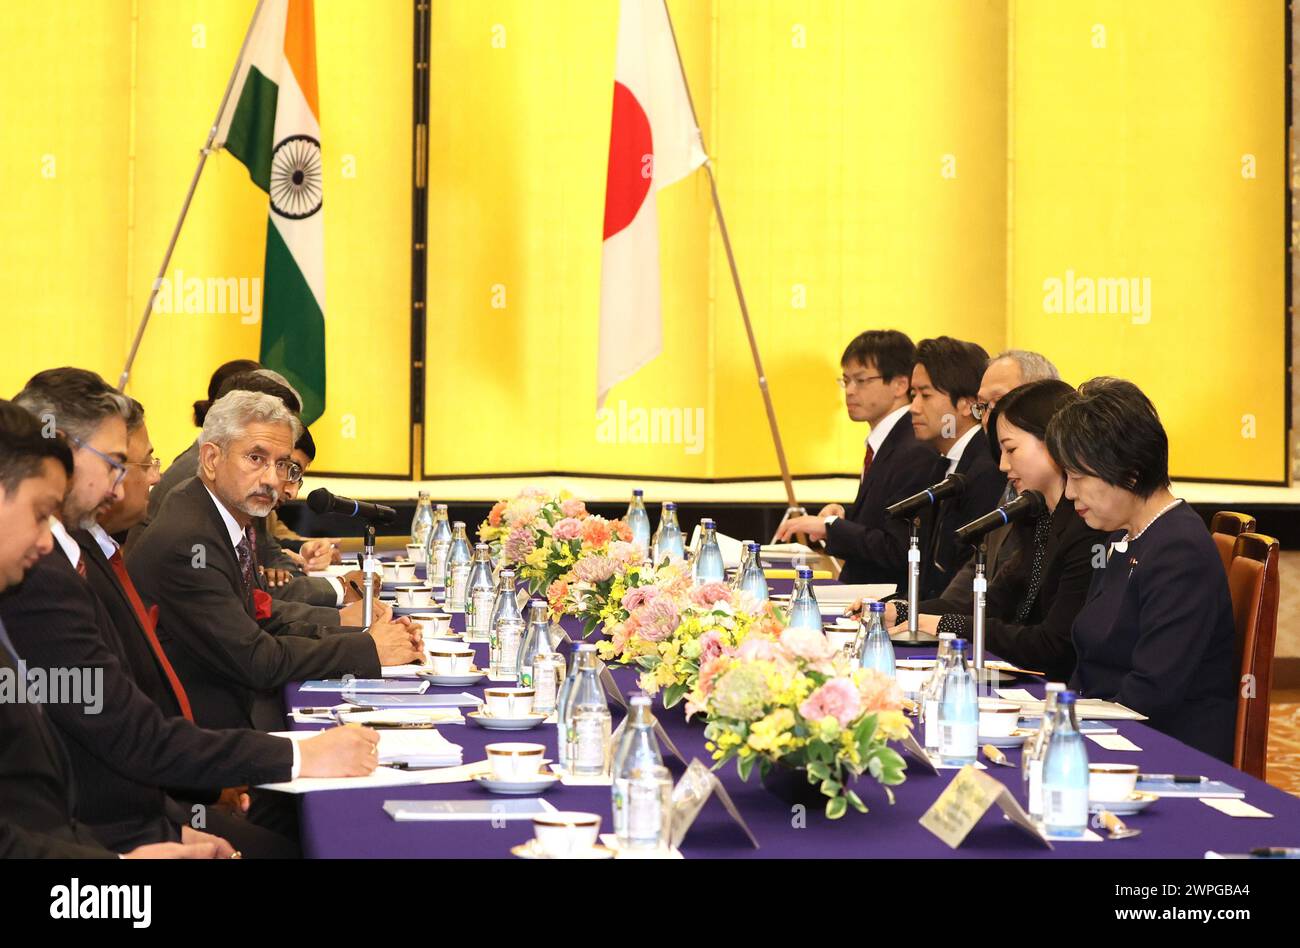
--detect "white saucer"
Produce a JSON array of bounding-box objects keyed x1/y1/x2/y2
[
  {"x1": 418, "y1": 669, "x2": 486, "y2": 686},
  {"x1": 510, "y1": 839, "x2": 614, "y2": 860},
  {"x1": 1089, "y1": 790, "x2": 1158, "y2": 816},
  {"x1": 474, "y1": 772, "x2": 560, "y2": 794},
  {"x1": 979, "y1": 730, "x2": 1032, "y2": 748},
  {"x1": 467, "y1": 710, "x2": 547, "y2": 730}
]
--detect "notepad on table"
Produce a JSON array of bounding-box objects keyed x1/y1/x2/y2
[
  {"x1": 341, "y1": 691, "x2": 481, "y2": 709},
  {"x1": 301, "y1": 678, "x2": 430, "y2": 694},
  {"x1": 383, "y1": 799, "x2": 557, "y2": 821},
  {"x1": 1135, "y1": 778, "x2": 1244, "y2": 799}
]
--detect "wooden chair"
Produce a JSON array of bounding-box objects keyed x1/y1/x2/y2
[
  {"x1": 1227, "y1": 532, "x2": 1279, "y2": 780},
  {"x1": 1211, "y1": 511, "x2": 1256, "y2": 574}
]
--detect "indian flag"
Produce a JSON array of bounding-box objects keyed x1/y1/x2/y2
[{"x1": 214, "y1": 0, "x2": 325, "y2": 424}]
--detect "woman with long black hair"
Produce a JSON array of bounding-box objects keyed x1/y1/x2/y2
[{"x1": 888, "y1": 378, "x2": 1107, "y2": 681}]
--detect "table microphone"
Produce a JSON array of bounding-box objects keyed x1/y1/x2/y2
[
  {"x1": 953, "y1": 489, "x2": 1045, "y2": 546},
  {"x1": 306, "y1": 487, "x2": 398, "y2": 524},
  {"x1": 885, "y1": 472, "x2": 968, "y2": 519}
]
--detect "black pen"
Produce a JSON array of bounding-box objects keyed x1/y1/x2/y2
[
  {"x1": 1139, "y1": 773, "x2": 1207, "y2": 783},
  {"x1": 1250, "y1": 847, "x2": 1300, "y2": 858}
]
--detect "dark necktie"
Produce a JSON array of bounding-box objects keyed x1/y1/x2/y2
[
  {"x1": 109, "y1": 549, "x2": 194, "y2": 721},
  {"x1": 237, "y1": 528, "x2": 257, "y2": 595},
  {"x1": 861, "y1": 444, "x2": 875, "y2": 482},
  {"x1": 75, "y1": 557, "x2": 87, "y2": 579}
]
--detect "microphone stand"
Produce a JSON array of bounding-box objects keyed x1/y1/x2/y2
[
  {"x1": 362, "y1": 524, "x2": 378, "y2": 627},
  {"x1": 896, "y1": 515, "x2": 925, "y2": 645},
  {"x1": 972, "y1": 540, "x2": 988, "y2": 689}
]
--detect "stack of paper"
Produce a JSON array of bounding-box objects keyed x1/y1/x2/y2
[
  {"x1": 377, "y1": 729, "x2": 463, "y2": 769},
  {"x1": 1009, "y1": 697, "x2": 1148, "y2": 721}
]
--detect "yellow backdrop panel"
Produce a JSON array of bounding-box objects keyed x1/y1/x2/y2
[
  {"x1": 0, "y1": 2, "x2": 131, "y2": 398},
  {"x1": 1008, "y1": 0, "x2": 1286, "y2": 482}
]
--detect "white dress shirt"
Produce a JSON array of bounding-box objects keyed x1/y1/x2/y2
[{"x1": 944, "y1": 424, "x2": 981, "y2": 476}]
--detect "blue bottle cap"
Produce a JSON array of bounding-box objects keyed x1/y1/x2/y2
[
  {"x1": 663, "y1": 501, "x2": 676, "y2": 510},
  {"x1": 1057, "y1": 690, "x2": 1077, "y2": 704},
  {"x1": 868, "y1": 601, "x2": 885, "y2": 613},
  {"x1": 528, "y1": 598, "x2": 546, "y2": 608},
  {"x1": 701, "y1": 518, "x2": 714, "y2": 528},
  {"x1": 747, "y1": 541, "x2": 761, "y2": 552},
  {"x1": 633, "y1": 488, "x2": 643, "y2": 496},
  {"x1": 951, "y1": 639, "x2": 967, "y2": 653},
  {"x1": 796, "y1": 567, "x2": 813, "y2": 578}
]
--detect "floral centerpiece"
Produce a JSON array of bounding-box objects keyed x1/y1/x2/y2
[
  {"x1": 478, "y1": 489, "x2": 636, "y2": 597},
  {"x1": 596, "y1": 579, "x2": 783, "y2": 709},
  {"x1": 694, "y1": 626, "x2": 910, "y2": 819}
]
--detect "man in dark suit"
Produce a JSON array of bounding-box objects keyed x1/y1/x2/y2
[
  {"x1": 0, "y1": 398, "x2": 219, "y2": 859},
  {"x1": 4, "y1": 371, "x2": 388, "y2": 854},
  {"x1": 908, "y1": 336, "x2": 1007, "y2": 598},
  {"x1": 776, "y1": 330, "x2": 940, "y2": 588},
  {"x1": 127, "y1": 387, "x2": 422, "y2": 733},
  {"x1": 134, "y1": 369, "x2": 361, "y2": 610}
]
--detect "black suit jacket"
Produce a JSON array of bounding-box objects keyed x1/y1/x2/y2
[
  {"x1": 126, "y1": 477, "x2": 380, "y2": 730},
  {"x1": 0, "y1": 620, "x2": 114, "y2": 858},
  {"x1": 0, "y1": 541, "x2": 296, "y2": 850},
  {"x1": 824, "y1": 416, "x2": 942, "y2": 587},
  {"x1": 1070, "y1": 502, "x2": 1236, "y2": 762},
  {"x1": 919, "y1": 500, "x2": 1107, "y2": 680},
  {"x1": 921, "y1": 427, "x2": 1006, "y2": 599}
]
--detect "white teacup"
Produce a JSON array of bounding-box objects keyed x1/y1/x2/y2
[
  {"x1": 392, "y1": 561, "x2": 417, "y2": 582},
  {"x1": 1089, "y1": 763, "x2": 1140, "y2": 802},
  {"x1": 486, "y1": 742, "x2": 546, "y2": 781},
  {"x1": 532, "y1": 811, "x2": 601, "y2": 857},
  {"x1": 395, "y1": 585, "x2": 434, "y2": 608},
  {"x1": 978, "y1": 700, "x2": 1022, "y2": 737},
  {"x1": 895, "y1": 659, "x2": 933, "y2": 696},
  {"x1": 410, "y1": 612, "x2": 454, "y2": 637},
  {"x1": 824, "y1": 628, "x2": 859, "y2": 655},
  {"x1": 430, "y1": 650, "x2": 475, "y2": 676},
  {"x1": 406, "y1": 544, "x2": 427, "y2": 565},
  {"x1": 484, "y1": 687, "x2": 535, "y2": 719}
]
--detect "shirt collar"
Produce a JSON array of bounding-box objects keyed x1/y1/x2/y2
[
  {"x1": 203, "y1": 485, "x2": 247, "y2": 550},
  {"x1": 49, "y1": 518, "x2": 82, "y2": 571},
  {"x1": 866, "y1": 404, "x2": 911, "y2": 455},
  {"x1": 945, "y1": 424, "x2": 981, "y2": 473},
  {"x1": 86, "y1": 522, "x2": 119, "y2": 560}
]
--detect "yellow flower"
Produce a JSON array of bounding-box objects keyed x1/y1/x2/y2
[
  {"x1": 873, "y1": 709, "x2": 912, "y2": 742},
  {"x1": 746, "y1": 709, "x2": 796, "y2": 755},
  {"x1": 524, "y1": 546, "x2": 548, "y2": 569}
]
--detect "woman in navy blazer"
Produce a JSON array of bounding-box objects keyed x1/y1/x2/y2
[{"x1": 1046, "y1": 378, "x2": 1236, "y2": 762}]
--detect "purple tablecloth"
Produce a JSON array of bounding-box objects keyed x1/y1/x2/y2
[{"x1": 283, "y1": 578, "x2": 1300, "y2": 858}]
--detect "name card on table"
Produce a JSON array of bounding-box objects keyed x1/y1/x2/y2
[
  {"x1": 670, "y1": 759, "x2": 759, "y2": 850},
  {"x1": 919, "y1": 764, "x2": 1052, "y2": 850},
  {"x1": 898, "y1": 729, "x2": 938, "y2": 775}
]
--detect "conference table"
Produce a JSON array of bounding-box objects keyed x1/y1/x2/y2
[{"x1": 282, "y1": 577, "x2": 1300, "y2": 859}]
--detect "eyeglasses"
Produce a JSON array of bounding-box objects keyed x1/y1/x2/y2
[
  {"x1": 125, "y1": 458, "x2": 162, "y2": 474},
  {"x1": 836, "y1": 374, "x2": 884, "y2": 390},
  {"x1": 68, "y1": 435, "x2": 128, "y2": 489},
  {"x1": 235, "y1": 451, "x2": 303, "y2": 483},
  {"x1": 971, "y1": 400, "x2": 992, "y2": 421}
]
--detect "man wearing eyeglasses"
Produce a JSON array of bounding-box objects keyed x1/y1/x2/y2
[
  {"x1": 126, "y1": 388, "x2": 423, "y2": 734},
  {"x1": 1, "y1": 369, "x2": 390, "y2": 856},
  {"x1": 776, "y1": 330, "x2": 941, "y2": 587}
]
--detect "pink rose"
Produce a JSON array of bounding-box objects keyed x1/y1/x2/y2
[
  {"x1": 552, "y1": 517, "x2": 584, "y2": 541},
  {"x1": 691, "y1": 581, "x2": 734, "y2": 608},
  {"x1": 635, "y1": 598, "x2": 679, "y2": 643},
  {"x1": 799, "y1": 678, "x2": 862, "y2": 727},
  {"x1": 560, "y1": 498, "x2": 588, "y2": 518},
  {"x1": 622, "y1": 585, "x2": 661, "y2": 611},
  {"x1": 780, "y1": 626, "x2": 835, "y2": 662},
  {"x1": 698, "y1": 630, "x2": 725, "y2": 666},
  {"x1": 572, "y1": 554, "x2": 616, "y2": 584}
]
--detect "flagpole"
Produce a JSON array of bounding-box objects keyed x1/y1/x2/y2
[
  {"x1": 118, "y1": 0, "x2": 269, "y2": 392},
  {"x1": 658, "y1": 2, "x2": 812, "y2": 538}
]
